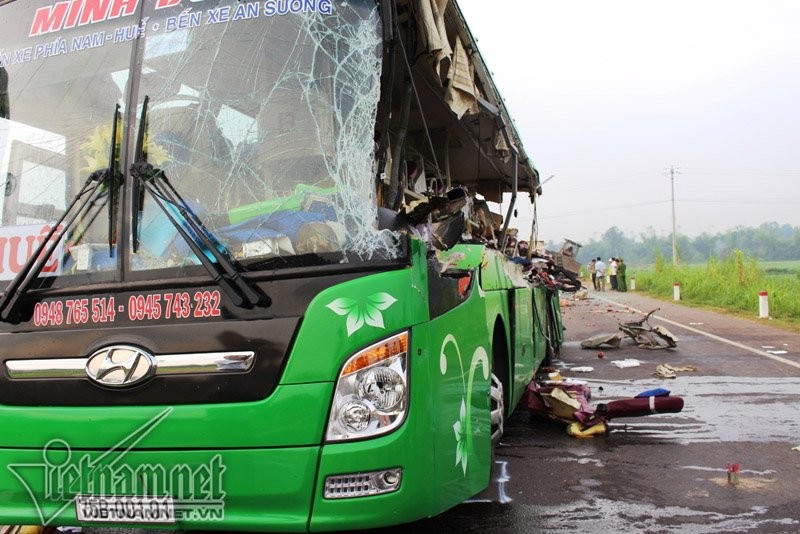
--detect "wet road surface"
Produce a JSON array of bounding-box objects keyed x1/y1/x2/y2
[
  {"x1": 380, "y1": 289, "x2": 800, "y2": 533},
  {"x1": 53, "y1": 289, "x2": 800, "y2": 533}
]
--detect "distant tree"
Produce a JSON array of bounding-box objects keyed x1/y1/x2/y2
[
  {"x1": 601, "y1": 226, "x2": 626, "y2": 256},
  {"x1": 564, "y1": 222, "x2": 800, "y2": 267},
  {"x1": 693, "y1": 232, "x2": 716, "y2": 260}
]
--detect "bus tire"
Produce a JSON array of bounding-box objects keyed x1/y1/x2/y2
[{"x1": 491, "y1": 322, "x2": 509, "y2": 445}]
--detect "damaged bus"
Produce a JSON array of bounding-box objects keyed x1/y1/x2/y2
[{"x1": 0, "y1": 0, "x2": 562, "y2": 530}]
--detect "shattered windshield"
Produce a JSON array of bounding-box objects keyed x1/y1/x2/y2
[
  {"x1": 0, "y1": 0, "x2": 398, "y2": 290},
  {"x1": 134, "y1": 0, "x2": 399, "y2": 273}
]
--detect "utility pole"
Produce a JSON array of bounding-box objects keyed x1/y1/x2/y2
[{"x1": 668, "y1": 166, "x2": 680, "y2": 266}]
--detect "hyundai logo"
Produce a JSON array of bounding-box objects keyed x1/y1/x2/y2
[{"x1": 85, "y1": 345, "x2": 156, "y2": 387}]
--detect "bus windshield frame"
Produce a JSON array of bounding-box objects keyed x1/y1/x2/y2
[{"x1": 0, "y1": 0, "x2": 401, "y2": 292}]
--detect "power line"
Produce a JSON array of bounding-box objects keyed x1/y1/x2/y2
[
  {"x1": 680, "y1": 169, "x2": 800, "y2": 176},
  {"x1": 678, "y1": 198, "x2": 800, "y2": 205},
  {"x1": 539, "y1": 200, "x2": 669, "y2": 219}
]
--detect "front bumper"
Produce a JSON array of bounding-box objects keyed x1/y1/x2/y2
[
  {"x1": 0, "y1": 418, "x2": 436, "y2": 532},
  {"x1": 0, "y1": 446, "x2": 319, "y2": 532}
]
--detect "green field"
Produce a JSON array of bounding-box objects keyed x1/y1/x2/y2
[
  {"x1": 632, "y1": 252, "x2": 800, "y2": 326},
  {"x1": 760, "y1": 260, "x2": 800, "y2": 277}
]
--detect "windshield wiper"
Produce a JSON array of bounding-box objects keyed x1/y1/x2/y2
[
  {"x1": 0, "y1": 106, "x2": 121, "y2": 323},
  {"x1": 131, "y1": 96, "x2": 147, "y2": 254},
  {"x1": 129, "y1": 96, "x2": 267, "y2": 309},
  {"x1": 107, "y1": 103, "x2": 121, "y2": 256}
]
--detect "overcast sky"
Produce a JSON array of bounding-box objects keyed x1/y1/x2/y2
[{"x1": 457, "y1": 0, "x2": 800, "y2": 244}]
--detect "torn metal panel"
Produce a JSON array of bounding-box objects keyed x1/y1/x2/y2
[
  {"x1": 618, "y1": 309, "x2": 678, "y2": 349},
  {"x1": 388, "y1": 0, "x2": 539, "y2": 199},
  {"x1": 415, "y1": 0, "x2": 452, "y2": 83},
  {"x1": 444, "y1": 37, "x2": 479, "y2": 119}
]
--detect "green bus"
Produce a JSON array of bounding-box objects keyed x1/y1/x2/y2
[{"x1": 0, "y1": 0, "x2": 562, "y2": 530}]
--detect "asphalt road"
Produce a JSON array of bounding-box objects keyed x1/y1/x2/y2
[{"x1": 388, "y1": 288, "x2": 800, "y2": 533}]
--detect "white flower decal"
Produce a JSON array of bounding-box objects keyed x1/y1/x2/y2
[
  {"x1": 453, "y1": 398, "x2": 468, "y2": 475},
  {"x1": 326, "y1": 292, "x2": 398, "y2": 336},
  {"x1": 441, "y1": 336, "x2": 490, "y2": 477}
]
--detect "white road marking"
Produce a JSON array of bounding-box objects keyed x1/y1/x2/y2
[
  {"x1": 595, "y1": 296, "x2": 800, "y2": 370},
  {"x1": 464, "y1": 460, "x2": 512, "y2": 504}
]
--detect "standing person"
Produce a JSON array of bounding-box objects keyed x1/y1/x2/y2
[
  {"x1": 588, "y1": 258, "x2": 597, "y2": 290},
  {"x1": 609, "y1": 258, "x2": 618, "y2": 290},
  {"x1": 594, "y1": 257, "x2": 606, "y2": 291},
  {"x1": 617, "y1": 258, "x2": 627, "y2": 292}
]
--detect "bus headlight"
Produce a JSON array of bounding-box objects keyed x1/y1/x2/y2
[
  {"x1": 338, "y1": 400, "x2": 372, "y2": 433},
  {"x1": 358, "y1": 366, "x2": 405, "y2": 412},
  {"x1": 326, "y1": 331, "x2": 409, "y2": 442}
]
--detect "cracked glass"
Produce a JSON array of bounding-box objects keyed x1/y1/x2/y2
[
  {"x1": 0, "y1": 0, "x2": 398, "y2": 291},
  {"x1": 133, "y1": 0, "x2": 399, "y2": 273}
]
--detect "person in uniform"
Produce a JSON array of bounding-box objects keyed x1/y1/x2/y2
[{"x1": 617, "y1": 257, "x2": 627, "y2": 292}]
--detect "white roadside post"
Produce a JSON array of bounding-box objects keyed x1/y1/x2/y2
[
  {"x1": 758, "y1": 291, "x2": 769, "y2": 319},
  {"x1": 630, "y1": 276, "x2": 636, "y2": 290},
  {"x1": 673, "y1": 282, "x2": 681, "y2": 301}
]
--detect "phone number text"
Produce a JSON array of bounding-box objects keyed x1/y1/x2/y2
[{"x1": 32, "y1": 290, "x2": 222, "y2": 327}]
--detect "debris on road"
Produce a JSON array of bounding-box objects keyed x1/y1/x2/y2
[
  {"x1": 580, "y1": 333, "x2": 622, "y2": 349},
  {"x1": 654, "y1": 364, "x2": 699, "y2": 379},
  {"x1": 726, "y1": 463, "x2": 741, "y2": 485},
  {"x1": 611, "y1": 358, "x2": 641, "y2": 368},
  {"x1": 526, "y1": 380, "x2": 684, "y2": 439},
  {"x1": 547, "y1": 370, "x2": 563, "y2": 381},
  {"x1": 540, "y1": 377, "x2": 587, "y2": 387},
  {"x1": 635, "y1": 387, "x2": 671, "y2": 397},
  {"x1": 580, "y1": 309, "x2": 678, "y2": 350},
  {"x1": 618, "y1": 309, "x2": 677, "y2": 349},
  {"x1": 571, "y1": 366, "x2": 594, "y2": 373},
  {"x1": 567, "y1": 421, "x2": 607, "y2": 438}
]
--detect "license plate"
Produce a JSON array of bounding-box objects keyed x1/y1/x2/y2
[{"x1": 75, "y1": 494, "x2": 176, "y2": 524}]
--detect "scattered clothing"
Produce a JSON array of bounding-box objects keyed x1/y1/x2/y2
[{"x1": 654, "y1": 363, "x2": 699, "y2": 379}]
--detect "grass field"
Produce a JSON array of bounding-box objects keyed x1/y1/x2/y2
[
  {"x1": 632, "y1": 252, "x2": 800, "y2": 325},
  {"x1": 760, "y1": 260, "x2": 800, "y2": 277}
]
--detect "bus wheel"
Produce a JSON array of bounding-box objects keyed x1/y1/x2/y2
[{"x1": 490, "y1": 372, "x2": 505, "y2": 445}]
